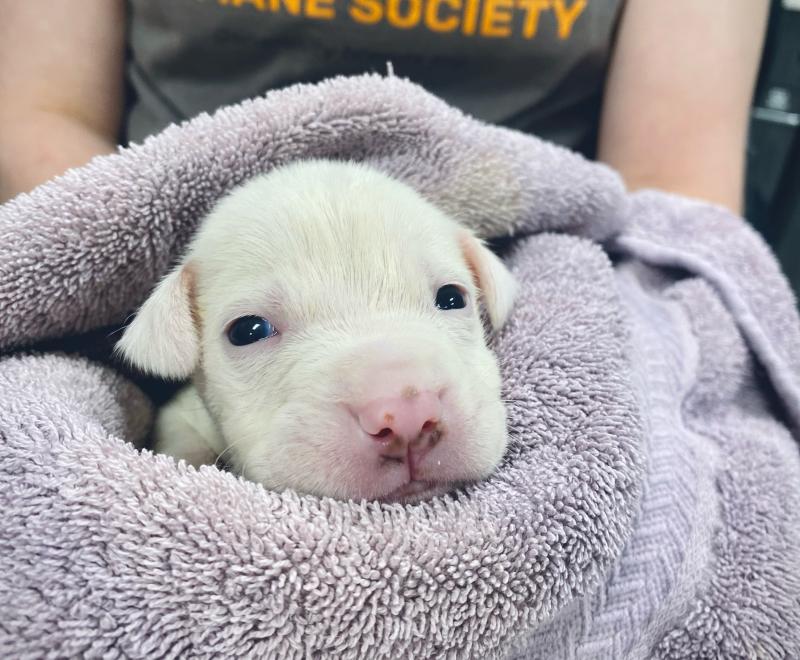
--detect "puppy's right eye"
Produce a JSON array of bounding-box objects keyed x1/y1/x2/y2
[
  {"x1": 435, "y1": 284, "x2": 467, "y2": 311},
  {"x1": 227, "y1": 316, "x2": 277, "y2": 346}
]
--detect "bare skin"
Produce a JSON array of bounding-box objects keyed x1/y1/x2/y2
[
  {"x1": 598, "y1": 0, "x2": 770, "y2": 213},
  {"x1": 0, "y1": 1, "x2": 125, "y2": 201},
  {"x1": 0, "y1": 0, "x2": 769, "y2": 213}
]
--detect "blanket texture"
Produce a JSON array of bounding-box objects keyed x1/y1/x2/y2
[{"x1": 1, "y1": 75, "x2": 799, "y2": 659}]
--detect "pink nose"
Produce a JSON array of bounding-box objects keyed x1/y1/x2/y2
[{"x1": 356, "y1": 389, "x2": 442, "y2": 443}]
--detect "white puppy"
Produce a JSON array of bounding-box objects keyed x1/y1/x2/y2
[{"x1": 117, "y1": 160, "x2": 516, "y2": 502}]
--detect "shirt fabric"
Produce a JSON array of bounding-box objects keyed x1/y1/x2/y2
[{"x1": 125, "y1": 0, "x2": 622, "y2": 155}]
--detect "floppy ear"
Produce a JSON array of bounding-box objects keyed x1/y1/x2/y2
[
  {"x1": 115, "y1": 264, "x2": 200, "y2": 379},
  {"x1": 459, "y1": 231, "x2": 517, "y2": 331}
]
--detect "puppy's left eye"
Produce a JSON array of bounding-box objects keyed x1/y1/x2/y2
[
  {"x1": 227, "y1": 316, "x2": 277, "y2": 346},
  {"x1": 435, "y1": 284, "x2": 466, "y2": 311}
]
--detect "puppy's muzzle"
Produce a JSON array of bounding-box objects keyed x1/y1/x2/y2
[{"x1": 355, "y1": 388, "x2": 444, "y2": 480}]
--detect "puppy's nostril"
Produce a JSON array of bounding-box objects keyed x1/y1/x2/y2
[{"x1": 357, "y1": 390, "x2": 443, "y2": 443}]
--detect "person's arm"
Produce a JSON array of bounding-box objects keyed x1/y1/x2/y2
[
  {"x1": 0, "y1": 1, "x2": 125, "y2": 203},
  {"x1": 597, "y1": 1, "x2": 769, "y2": 214}
]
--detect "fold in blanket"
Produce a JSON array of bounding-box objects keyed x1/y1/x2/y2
[{"x1": 1, "y1": 75, "x2": 799, "y2": 659}]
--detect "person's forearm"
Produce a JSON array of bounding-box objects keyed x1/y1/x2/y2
[
  {"x1": 597, "y1": 0, "x2": 769, "y2": 215},
  {"x1": 598, "y1": 121, "x2": 749, "y2": 214},
  {"x1": 0, "y1": 110, "x2": 116, "y2": 203}
]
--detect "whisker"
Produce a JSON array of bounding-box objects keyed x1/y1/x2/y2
[{"x1": 215, "y1": 435, "x2": 248, "y2": 470}]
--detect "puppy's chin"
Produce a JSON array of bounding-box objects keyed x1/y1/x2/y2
[
  {"x1": 378, "y1": 480, "x2": 458, "y2": 504},
  {"x1": 236, "y1": 419, "x2": 506, "y2": 504},
  {"x1": 243, "y1": 464, "x2": 463, "y2": 504}
]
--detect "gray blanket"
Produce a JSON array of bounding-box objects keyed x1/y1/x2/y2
[{"x1": 1, "y1": 75, "x2": 799, "y2": 659}]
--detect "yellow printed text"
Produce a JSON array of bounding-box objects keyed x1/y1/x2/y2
[{"x1": 218, "y1": 0, "x2": 588, "y2": 39}]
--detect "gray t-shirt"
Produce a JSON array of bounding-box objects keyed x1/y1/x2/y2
[{"x1": 125, "y1": 0, "x2": 621, "y2": 155}]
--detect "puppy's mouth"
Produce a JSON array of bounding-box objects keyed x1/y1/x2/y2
[{"x1": 379, "y1": 480, "x2": 453, "y2": 504}]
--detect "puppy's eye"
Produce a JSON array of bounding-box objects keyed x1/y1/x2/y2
[
  {"x1": 435, "y1": 284, "x2": 466, "y2": 311},
  {"x1": 227, "y1": 316, "x2": 277, "y2": 346}
]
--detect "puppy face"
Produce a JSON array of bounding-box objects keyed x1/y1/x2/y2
[{"x1": 118, "y1": 160, "x2": 516, "y2": 502}]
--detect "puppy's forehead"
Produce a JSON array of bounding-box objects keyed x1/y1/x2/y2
[{"x1": 191, "y1": 163, "x2": 469, "y2": 311}]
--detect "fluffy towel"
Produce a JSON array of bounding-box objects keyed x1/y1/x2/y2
[{"x1": 1, "y1": 75, "x2": 799, "y2": 659}]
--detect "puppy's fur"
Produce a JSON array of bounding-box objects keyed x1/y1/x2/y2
[{"x1": 118, "y1": 160, "x2": 516, "y2": 501}]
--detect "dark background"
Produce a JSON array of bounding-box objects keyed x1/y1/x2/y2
[{"x1": 746, "y1": 0, "x2": 800, "y2": 301}]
